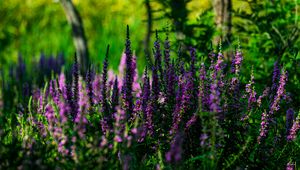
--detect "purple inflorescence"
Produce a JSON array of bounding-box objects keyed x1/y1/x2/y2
[
  {"x1": 245, "y1": 69, "x2": 257, "y2": 110},
  {"x1": 257, "y1": 87, "x2": 270, "y2": 107},
  {"x1": 101, "y1": 45, "x2": 110, "y2": 116},
  {"x1": 270, "y1": 69, "x2": 288, "y2": 115},
  {"x1": 234, "y1": 51, "x2": 243, "y2": 75},
  {"x1": 165, "y1": 133, "x2": 183, "y2": 162},
  {"x1": 19, "y1": 27, "x2": 298, "y2": 168},
  {"x1": 258, "y1": 69, "x2": 288, "y2": 143},
  {"x1": 286, "y1": 162, "x2": 295, "y2": 170},
  {"x1": 271, "y1": 61, "x2": 280, "y2": 93},
  {"x1": 209, "y1": 80, "x2": 221, "y2": 113},
  {"x1": 141, "y1": 68, "x2": 150, "y2": 117},
  {"x1": 214, "y1": 52, "x2": 224, "y2": 73},
  {"x1": 111, "y1": 77, "x2": 119, "y2": 115},
  {"x1": 286, "y1": 108, "x2": 295, "y2": 135},
  {"x1": 258, "y1": 112, "x2": 269, "y2": 143},
  {"x1": 86, "y1": 68, "x2": 94, "y2": 109},
  {"x1": 122, "y1": 25, "x2": 134, "y2": 119},
  {"x1": 154, "y1": 30, "x2": 163, "y2": 82},
  {"x1": 113, "y1": 107, "x2": 126, "y2": 143},
  {"x1": 72, "y1": 53, "x2": 79, "y2": 121},
  {"x1": 163, "y1": 34, "x2": 171, "y2": 69},
  {"x1": 287, "y1": 111, "x2": 300, "y2": 141}
]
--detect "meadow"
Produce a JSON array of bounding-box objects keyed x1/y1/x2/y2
[{"x1": 0, "y1": 0, "x2": 299, "y2": 169}]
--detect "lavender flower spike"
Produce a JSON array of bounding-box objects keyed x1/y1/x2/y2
[
  {"x1": 163, "y1": 33, "x2": 171, "y2": 69},
  {"x1": 86, "y1": 67, "x2": 94, "y2": 109},
  {"x1": 72, "y1": 53, "x2": 79, "y2": 120},
  {"x1": 271, "y1": 61, "x2": 280, "y2": 93},
  {"x1": 111, "y1": 77, "x2": 119, "y2": 115},
  {"x1": 209, "y1": 79, "x2": 220, "y2": 113},
  {"x1": 101, "y1": 45, "x2": 110, "y2": 116},
  {"x1": 258, "y1": 111, "x2": 269, "y2": 144},
  {"x1": 154, "y1": 30, "x2": 163, "y2": 79},
  {"x1": 286, "y1": 108, "x2": 295, "y2": 135},
  {"x1": 287, "y1": 110, "x2": 300, "y2": 141},
  {"x1": 270, "y1": 69, "x2": 288, "y2": 115},
  {"x1": 234, "y1": 50, "x2": 243, "y2": 75},
  {"x1": 245, "y1": 68, "x2": 257, "y2": 110},
  {"x1": 122, "y1": 25, "x2": 134, "y2": 119}
]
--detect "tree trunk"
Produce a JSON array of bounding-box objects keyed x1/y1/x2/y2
[
  {"x1": 213, "y1": 0, "x2": 232, "y2": 49},
  {"x1": 60, "y1": 0, "x2": 89, "y2": 74}
]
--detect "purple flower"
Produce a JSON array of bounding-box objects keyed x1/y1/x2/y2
[
  {"x1": 118, "y1": 53, "x2": 126, "y2": 80},
  {"x1": 233, "y1": 51, "x2": 243, "y2": 75},
  {"x1": 111, "y1": 77, "x2": 119, "y2": 114},
  {"x1": 78, "y1": 79, "x2": 89, "y2": 113},
  {"x1": 286, "y1": 108, "x2": 295, "y2": 134},
  {"x1": 72, "y1": 53, "x2": 79, "y2": 121},
  {"x1": 286, "y1": 162, "x2": 295, "y2": 170},
  {"x1": 270, "y1": 69, "x2": 288, "y2": 115},
  {"x1": 198, "y1": 63, "x2": 207, "y2": 110},
  {"x1": 200, "y1": 133, "x2": 209, "y2": 146},
  {"x1": 140, "y1": 66, "x2": 159, "y2": 138},
  {"x1": 209, "y1": 80, "x2": 220, "y2": 113},
  {"x1": 257, "y1": 87, "x2": 270, "y2": 107},
  {"x1": 113, "y1": 107, "x2": 126, "y2": 143},
  {"x1": 141, "y1": 68, "x2": 150, "y2": 116},
  {"x1": 245, "y1": 69, "x2": 257, "y2": 110},
  {"x1": 181, "y1": 72, "x2": 193, "y2": 113},
  {"x1": 49, "y1": 80, "x2": 59, "y2": 104},
  {"x1": 86, "y1": 68, "x2": 94, "y2": 109},
  {"x1": 271, "y1": 61, "x2": 280, "y2": 93},
  {"x1": 258, "y1": 69, "x2": 288, "y2": 143},
  {"x1": 169, "y1": 79, "x2": 183, "y2": 136},
  {"x1": 185, "y1": 114, "x2": 197, "y2": 130},
  {"x1": 208, "y1": 51, "x2": 216, "y2": 71},
  {"x1": 132, "y1": 55, "x2": 141, "y2": 94},
  {"x1": 92, "y1": 75, "x2": 101, "y2": 104},
  {"x1": 189, "y1": 47, "x2": 198, "y2": 109},
  {"x1": 258, "y1": 112, "x2": 269, "y2": 144},
  {"x1": 66, "y1": 80, "x2": 73, "y2": 119},
  {"x1": 58, "y1": 97, "x2": 69, "y2": 124},
  {"x1": 101, "y1": 118, "x2": 110, "y2": 136},
  {"x1": 154, "y1": 30, "x2": 163, "y2": 81},
  {"x1": 136, "y1": 69, "x2": 151, "y2": 139},
  {"x1": 45, "y1": 104, "x2": 55, "y2": 124},
  {"x1": 100, "y1": 135, "x2": 108, "y2": 148},
  {"x1": 75, "y1": 91, "x2": 88, "y2": 139},
  {"x1": 170, "y1": 73, "x2": 193, "y2": 135},
  {"x1": 151, "y1": 66, "x2": 159, "y2": 108},
  {"x1": 145, "y1": 100, "x2": 154, "y2": 137},
  {"x1": 287, "y1": 111, "x2": 300, "y2": 141},
  {"x1": 165, "y1": 133, "x2": 183, "y2": 162},
  {"x1": 164, "y1": 34, "x2": 171, "y2": 69},
  {"x1": 101, "y1": 45, "x2": 110, "y2": 116},
  {"x1": 122, "y1": 25, "x2": 134, "y2": 118},
  {"x1": 58, "y1": 72, "x2": 67, "y2": 99},
  {"x1": 166, "y1": 63, "x2": 176, "y2": 110},
  {"x1": 199, "y1": 63, "x2": 206, "y2": 81},
  {"x1": 214, "y1": 52, "x2": 224, "y2": 72}
]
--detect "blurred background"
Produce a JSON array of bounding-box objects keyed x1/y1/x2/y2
[
  {"x1": 0, "y1": 0, "x2": 299, "y2": 112},
  {"x1": 0, "y1": 0, "x2": 299, "y2": 69}
]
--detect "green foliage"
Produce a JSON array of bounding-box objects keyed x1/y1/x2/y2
[{"x1": 232, "y1": 0, "x2": 300, "y2": 96}]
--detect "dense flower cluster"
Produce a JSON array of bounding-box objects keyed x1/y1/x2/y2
[{"x1": 1, "y1": 28, "x2": 299, "y2": 169}]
